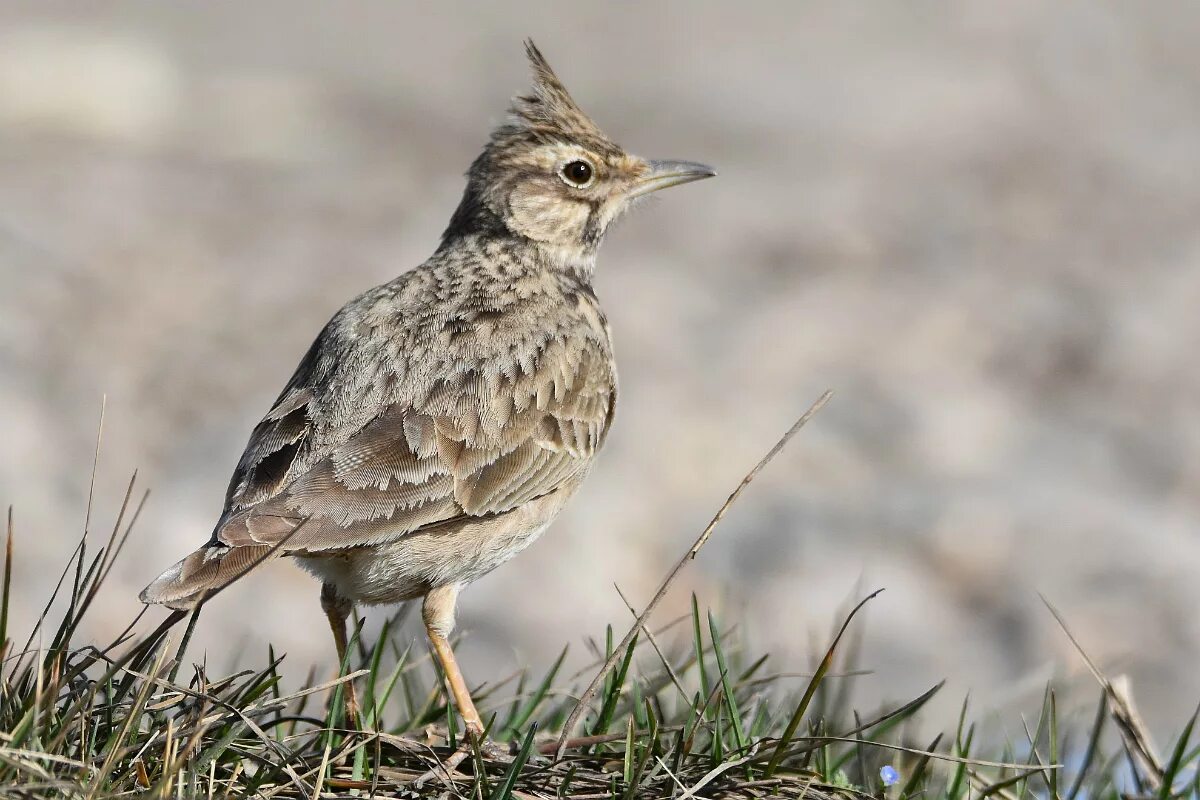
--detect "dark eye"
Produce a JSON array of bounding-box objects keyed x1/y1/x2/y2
[{"x1": 560, "y1": 159, "x2": 594, "y2": 187}]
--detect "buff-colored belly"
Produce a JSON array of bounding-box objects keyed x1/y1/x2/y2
[{"x1": 295, "y1": 482, "x2": 574, "y2": 605}]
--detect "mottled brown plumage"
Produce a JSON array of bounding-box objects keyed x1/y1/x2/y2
[{"x1": 140, "y1": 40, "x2": 714, "y2": 736}]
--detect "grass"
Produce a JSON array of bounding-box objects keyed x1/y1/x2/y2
[{"x1": 1, "y1": 400, "x2": 1197, "y2": 798}]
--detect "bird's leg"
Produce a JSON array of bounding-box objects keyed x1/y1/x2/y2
[
  {"x1": 411, "y1": 585, "x2": 512, "y2": 788},
  {"x1": 422, "y1": 584, "x2": 485, "y2": 740},
  {"x1": 320, "y1": 582, "x2": 362, "y2": 729}
]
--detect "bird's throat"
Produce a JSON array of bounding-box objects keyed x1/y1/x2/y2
[{"x1": 535, "y1": 240, "x2": 598, "y2": 280}]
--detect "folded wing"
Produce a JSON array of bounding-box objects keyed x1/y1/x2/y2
[{"x1": 140, "y1": 327, "x2": 614, "y2": 607}]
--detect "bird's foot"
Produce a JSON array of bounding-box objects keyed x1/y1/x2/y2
[
  {"x1": 412, "y1": 747, "x2": 471, "y2": 789},
  {"x1": 471, "y1": 734, "x2": 514, "y2": 761},
  {"x1": 411, "y1": 741, "x2": 509, "y2": 789},
  {"x1": 410, "y1": 724, "x2": 512, "y2": 788},
  {"x1": 464, "y1": 718, "x2": 485, "y2": 739},
  {"x1": 460, "y1": 718, "x2": 512, "y2": 759}
]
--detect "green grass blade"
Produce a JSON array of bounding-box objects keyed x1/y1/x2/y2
[
  {"x1": 1, "y1": 508, "x2": 13, "y2": 658},
  {"x1": 622, "y1": 715, "x2": 635, "y2": 785},
  {"x1": 708, "y1": 611, "x2": 747, "y2": 753},
  {"x1": 946, "y1": 695, "x2": 974, "y2": 800},
  {"x1": 489, "y1": 721, "x2": 537, "y2": 800},
  {"x1": 691, "y1": 595, "x2": 710, "y2": 704},
  {"x1": 590, "y1": 632, "x2": 638, "y2": 739},
  {"x1": 1158, "y1": 703, "x2": 1199, "y2": 800},
  {"x1": 362, "y1": 614, "x2": 393, "y2": 727},
  {"x1": 899, "y1": 732, "x2": 943, "y2": 800},
  {"x1": 765, "y1": 588, "x2": 882, "y2": 776},
  {"x1": 1049, "y1": 688, "x2": 1061, "y2": 800},
  {"x1": 503, "y1": 645, "x2": 567, "y2": 738}
]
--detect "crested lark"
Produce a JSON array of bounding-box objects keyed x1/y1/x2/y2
[{"x1": 140, "y1": 41, "x2": 714, "y2": 737}]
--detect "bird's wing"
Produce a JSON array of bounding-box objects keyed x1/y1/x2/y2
[{"x1": 211, "y1": 321, "x2": 615, "y2": 553}]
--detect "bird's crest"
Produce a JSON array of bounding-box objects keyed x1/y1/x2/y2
[{"x1": 505, "y1": 40, "x2": 611, "y2": 146}]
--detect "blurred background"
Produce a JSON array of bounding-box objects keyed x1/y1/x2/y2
[{"x1": 2, "y1": 2, "x2": 1198, "y2": 736}]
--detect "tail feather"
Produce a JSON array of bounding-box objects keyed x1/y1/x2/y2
[{"x1": 139, "y1": 543, "x2": 275, "y2": 610}]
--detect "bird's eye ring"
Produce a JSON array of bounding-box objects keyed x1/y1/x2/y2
[{"x1": 559, "y1": 159, "x2": 594, "y2": 188}]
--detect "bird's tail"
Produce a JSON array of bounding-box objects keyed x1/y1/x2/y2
[{"x1": 139, "y1": 543, "x2": 275, "y2": 610}]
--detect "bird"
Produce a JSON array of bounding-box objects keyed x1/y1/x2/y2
[{"x1": 140, "y1": 40, "x2": 715, "y2": 739}]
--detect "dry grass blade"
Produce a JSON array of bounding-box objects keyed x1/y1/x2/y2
[
  {"x1": 554, "y1": 390, "x2": 832, "y2": 757},
  {"x1": 678, "y1": 750, "x2": 757, "y2": 799},
  {"x1": 1040, "y1": 594, "x2": 1165, "y2": 788},
  {"x1": 614, "y1": 584, "x2": 689, "y2": 704},
  {"x1": 768, "y1": 737, "x2": 1062, "y2": 771},
  {"x1": 246, "y1": 670, "x2": 372, "y2": 715},
  {"x1": 974, "y1": 765, "x2": 1049, "y2": 799}
]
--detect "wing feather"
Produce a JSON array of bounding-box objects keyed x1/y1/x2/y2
[{"x1": 211, "y1": 328, "x2": 614, "y2": 555}]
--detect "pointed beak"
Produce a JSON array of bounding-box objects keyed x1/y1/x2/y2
[{"x1": 629, "y1": 160, "x2": 717, "y2": 199}]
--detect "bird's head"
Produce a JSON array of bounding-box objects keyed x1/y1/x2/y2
[{"x1": 442, "y1": 41, "x2": 715, "y2": 272}]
